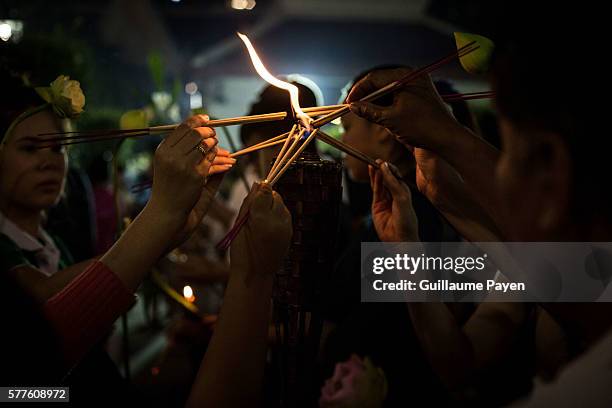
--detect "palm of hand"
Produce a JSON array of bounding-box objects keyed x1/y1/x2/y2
[{"x1": 372, "y1": 189, "x2": 416, "y2": 243}]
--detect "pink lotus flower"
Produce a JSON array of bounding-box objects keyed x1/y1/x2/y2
[{"x1": 319, "y1": 354, "x2": 388, "y2": 408}]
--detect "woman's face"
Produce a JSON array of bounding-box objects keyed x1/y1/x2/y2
[
  {"x1": 341, "y1": 112, "x2": 383, "y2": 182},
  {"x1": 0, "y1": 110, "x2": 67, "y2": 213}
]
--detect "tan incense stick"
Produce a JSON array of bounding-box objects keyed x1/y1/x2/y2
[
  {"x1": 266, "y1": 128, "x2": 305, "y2": 182},
  {"x1": 269, "y1": 129, "x2": 319, "y2": 186},
  {"x1": 229, "y1": 137, "x2": 289, "y2": 158},
  {"x1": 267, "y1": 124, "x2": 297, "y2": 179}
]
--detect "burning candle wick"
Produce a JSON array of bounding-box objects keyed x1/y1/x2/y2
[{"x1": 183, "y1": 285, "x2": 196, "y2": 303}]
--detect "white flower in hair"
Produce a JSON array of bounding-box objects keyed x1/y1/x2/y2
[{"x1": 36, "y1": 75, "x2": 85, "y2": 118}]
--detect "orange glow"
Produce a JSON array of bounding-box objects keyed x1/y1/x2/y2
[
  {"x1": 237, "y1": 32, "x2": 312, "y2": 129},
  {"x1": 183, "y1": 285, "x2": 196, "y2": 303}
]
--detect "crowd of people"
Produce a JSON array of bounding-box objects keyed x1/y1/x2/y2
[{"x1": 1, "y1": 5, "x2": 611, "y2": 407}]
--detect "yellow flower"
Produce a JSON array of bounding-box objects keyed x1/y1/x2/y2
[
  {"x1": 36, "y1": 75, "x2": 85, "y2": 118},
  {"x1": 454, "y1": 32, "x2": 495, "y2": 74}
]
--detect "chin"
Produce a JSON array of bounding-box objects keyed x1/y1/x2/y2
[{"x1": 30, "y1": 194, "x2": 62, "y2": 211}]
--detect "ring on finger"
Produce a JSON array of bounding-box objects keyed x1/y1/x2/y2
[{"x1": 195, "y1": 143, "x2": 210, "y2": 156}]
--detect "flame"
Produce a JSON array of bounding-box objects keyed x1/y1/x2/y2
[
  {"x1": 237, "y1": 32, "x2": 312, "y2": 129},
  {"x1": 183, "y1": 285, "x2": 195, "y2": 303}
]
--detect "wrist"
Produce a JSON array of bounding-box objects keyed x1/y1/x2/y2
[
  {"x1": 432, "y1": 122, "x2": 472, "y2": 162},
  {"x1": 227, "y1": 263, "x2": 274, "y2": 295},
  {"x1": 144, "y1": 198, "x2": 189, "y2": 228}
]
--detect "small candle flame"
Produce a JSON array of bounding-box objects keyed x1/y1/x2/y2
[
  {"x1": 237, "y1": 32, "x2": 312, "y2": 130},
  {"x1": 183, "y1": 285, "x2": 195, "y2": 303}
]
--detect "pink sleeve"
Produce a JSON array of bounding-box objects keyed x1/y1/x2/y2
[{"x1": 44, "y1": 261, "x2": 135, "y2": 366}]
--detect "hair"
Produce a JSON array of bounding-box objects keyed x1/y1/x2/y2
[
  {"x1": 0, "y1": 70, "x2": 44, "y2": 143},
  {"x1": 490, "y1": 6, "x2": 609, "y2": 218},
  {"x1": 240, "y1": 82, "x2": 318, "y2": 148}
]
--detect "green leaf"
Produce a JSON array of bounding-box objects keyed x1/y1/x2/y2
[
  {"x1": 147, "y1": 51, "x2": 165, "y2": 91},
  {"x1": 120, "y1": 109, "x2": 149, "y2": 130},
  {"x1": 454, "y1": 32, "x2": 495, "y2": 74}
]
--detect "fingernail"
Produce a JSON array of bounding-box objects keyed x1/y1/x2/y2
[{"x1": 229, "y1": 158, "x2": 237, "y2": 163}]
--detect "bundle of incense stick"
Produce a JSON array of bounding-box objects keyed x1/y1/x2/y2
[
  {"x1": 215, "y1": 41, "x2": 480, "y2": 251},
  {"x1": 35, "y1": 90, "x2": 493, "y2": 149},
  {"x1": 34, "y1": 105, "x2": 341, "y2": 148},
  {"x1": 130, "y1": 127, "x2": 380, "y2": 195}
]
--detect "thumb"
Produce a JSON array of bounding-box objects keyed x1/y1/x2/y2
[
  {"x1": 235, "y1": 182, "x2": 260, "y2": 220},
  {"x1": 249, "y1": 182, "x2": 274, "y2": 216},
  {"x1": 349, "y1": 101, "x2": 388, "y2": 127}
]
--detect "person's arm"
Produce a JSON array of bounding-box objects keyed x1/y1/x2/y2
[
  {"x1": 347, "y1": 68, "x2": 503, "y2": 227},
  {"x1": 102, "y1": 131, "x2": 232, "y2": 291},
  {"x1": 43, "y1": 115, "x2": 232, "y2": 366},
  {"x1": 9, "y1": 259, "x2": 96, "y2": 302},
  {"x1": 7, "y1": 128, "x2": 235, "y2": 304},
  {"x1": 408, "y1": 301, "x2": 528, "y2": 393},
  {"x1": 414, "y1": 147, "x2": 504, "y2": 241},
  {"x1": 170, "y1": 254, "x2": 231, "y2": 284},
  {"x1": 369, "y1": 162, "x2": 528, "y2": 392},
  {"x1": 186, "y1": 183, "x2": 293, "y2": 408}
]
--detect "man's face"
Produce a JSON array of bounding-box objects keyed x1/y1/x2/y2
[{"x1": 495, "y1": 117, "x2": 569, "y2": 241}]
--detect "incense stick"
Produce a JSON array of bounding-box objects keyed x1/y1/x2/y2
[
  {"x1": 36, "y1": 106, "x2": 339, "y2": 142},
  {"x1": 311, "y1": 41, "x2": 479, "y2": 130},
  {"x1": 316, "y1": 131, "x2": 379, "y2": 168},
  {"x1": 215, "y1": 44, "x2": 480, "y2": 250},
  {"x1": 269, "y1": 129, "x2": 319, "y2": 186},
  {"x1": 266, "y1": 128, "x2": 305, "y2": 182},
  {"x1": 229, "y1": 137, "x2": 289, "y2": 158},
  {"x1": 267, "y1": 124, "x2": 297, "y2": 179},
  {"x1": 216, "y1": 211, "x2": 250, "y2": 251},
  {"x1": 36, "y1": 89, "x2": 489, "y2": 148}
]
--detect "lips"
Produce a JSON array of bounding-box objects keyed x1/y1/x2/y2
[{"x1": 36, "y1": 180, "x2": 62, "y2": 190}]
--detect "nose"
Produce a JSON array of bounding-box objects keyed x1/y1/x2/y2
[{"x1": 37, "y1": 147, "x2": 65, "y2": 172}]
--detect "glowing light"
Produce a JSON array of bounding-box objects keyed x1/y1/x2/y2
[
  {"x1": 0, "y1": 23, "x2": 11, "y2": 42},
  {"x1": 185, "y1": 82, "x2": 198, "y2": 95},
  {"x1": 0, "y1": 20, "x2": 23, "y2": 43},
  {"x1": 183, "y1": 285, "x2": 196, "y2": 303},
  {"x1": 237, "y1": 32, "x2": 311, "y2": 129},
  {"x1": 231, "y1": 0, "x2": 255, "y2": 10}
]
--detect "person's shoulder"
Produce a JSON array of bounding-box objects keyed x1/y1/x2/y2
[
  {"x1": 46, "y1": 233, "x2": 75, "y2": 267},
  {"x1": 0, "y1": 233, "x2": 31, "y2": 272}
]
